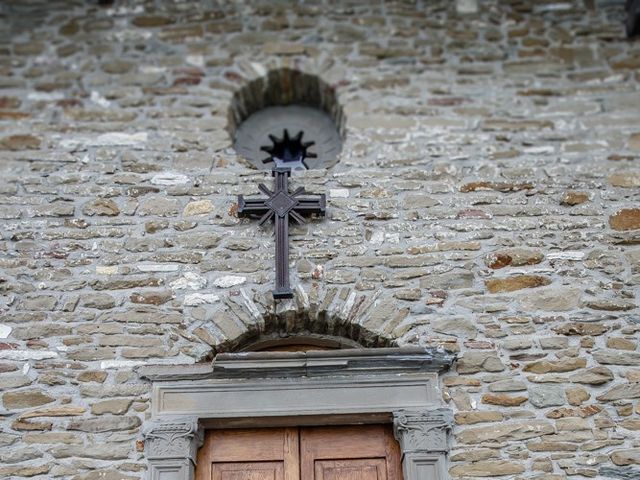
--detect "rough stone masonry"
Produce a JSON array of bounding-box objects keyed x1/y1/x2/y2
[{"x1": 0, "y1": 0, "x2": 639, "y2": 479}]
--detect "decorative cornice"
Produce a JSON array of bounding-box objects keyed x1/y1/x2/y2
[
  {"x1": 143, "y1": 417, "x2": 204, "y2": 462},
  {"x1": 393, "y1": 408, "x2": 453, "y2": 454},
  {"x1": 138, "y1": 347, "x2": 456, "y2": 382}
]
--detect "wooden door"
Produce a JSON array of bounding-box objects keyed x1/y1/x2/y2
[
  {"x1": 197, "y1": 428, "x2": 299, "y2": 480},
  {"x1": 196, "y1": 425, "x2": 402, "y2": 480}
]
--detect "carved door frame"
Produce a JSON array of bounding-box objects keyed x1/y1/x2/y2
[{"x1": 139, "y1": 347, "x2": 455, "y2": 480}]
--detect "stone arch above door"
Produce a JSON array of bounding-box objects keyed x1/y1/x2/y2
[
  {"x1": 191, "y1": 285, "x2": 413, "y2": 357},
  {"x1": 139, "y1": 347, "x2": 455, "y2": 480}
]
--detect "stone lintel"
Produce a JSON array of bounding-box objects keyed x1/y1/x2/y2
[{"x1": 152, "y1": 373, "x2": 441, "y2": 418}]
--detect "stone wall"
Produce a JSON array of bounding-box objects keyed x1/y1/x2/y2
[{"x1": 0, "y1": 1, "x2": 639, "y2": 479}]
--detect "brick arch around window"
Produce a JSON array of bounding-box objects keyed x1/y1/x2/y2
[{"x1": 228, "y1": 64, "x2": 345, "y2": 171}]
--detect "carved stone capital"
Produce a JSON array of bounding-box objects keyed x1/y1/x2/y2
[
  {"x1": 392, "y1": 408, "x2": 453, "y2": 454},
  {"x1": 143, "y1": 416, "x2": 204, "y2": 463}
]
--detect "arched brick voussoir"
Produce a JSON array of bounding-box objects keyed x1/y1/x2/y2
[
  {"x1": 232, "y1": 53, "x2": 340, "y2": 88},
  {"x1": 227, "y1": 57, "x2": 347, "y2": 143},
  {"x1": 192, "y1": 285, "x2": 398, "y2": 354}
]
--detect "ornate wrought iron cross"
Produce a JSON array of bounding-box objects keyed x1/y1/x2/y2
[{"x1": 238, "y1": 167, "x2": 326, "y2": 299}]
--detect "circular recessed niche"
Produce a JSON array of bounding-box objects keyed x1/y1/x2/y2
[
  {"x1": 229, "y1": 69, "x2": 344, "y2": 171},
  {"x1": 234, "y1": 105, "x2": 341, "y2": 171}
]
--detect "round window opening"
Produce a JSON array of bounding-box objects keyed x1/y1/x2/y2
[{"x1": 230, "y1": 69, "x2": 344, "y2": 171}]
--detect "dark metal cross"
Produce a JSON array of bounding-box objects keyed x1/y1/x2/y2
[{"x1": 238, "y1": 167, "x2": 326, "y2": 299}]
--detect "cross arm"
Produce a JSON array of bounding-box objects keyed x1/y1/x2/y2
[
  {"x1": 237, "y1": 196, "x2": 270, "y2": 217},
  {"x1": 294, "y1": 195, "x2": 326, "y2": 216}
]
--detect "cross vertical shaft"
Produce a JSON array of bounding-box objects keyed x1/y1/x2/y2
[{"x1": 274, "y1": 214, "x2": 290, "y2": 298}]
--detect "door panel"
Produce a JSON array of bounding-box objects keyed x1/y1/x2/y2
[
  {"x1": 213, "y1": 461, "x2": 283, "y2": 480},
  {"x1": 197, "y1": 425, "x2": 402, "y2": 480},
  {"x1": 208, "y1": 428, "x2": 298, "y2": 463},
  {"x1": 315, "y1": 459, "x2": 387, "y2": 480}
]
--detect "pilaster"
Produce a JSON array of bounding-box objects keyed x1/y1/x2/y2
[
  {"x1": 393, "y1": 408, "x2": 453, "y2": 480},
  {"x1": 143, "y1": 417, "x2": 204, "y2": 480}
]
